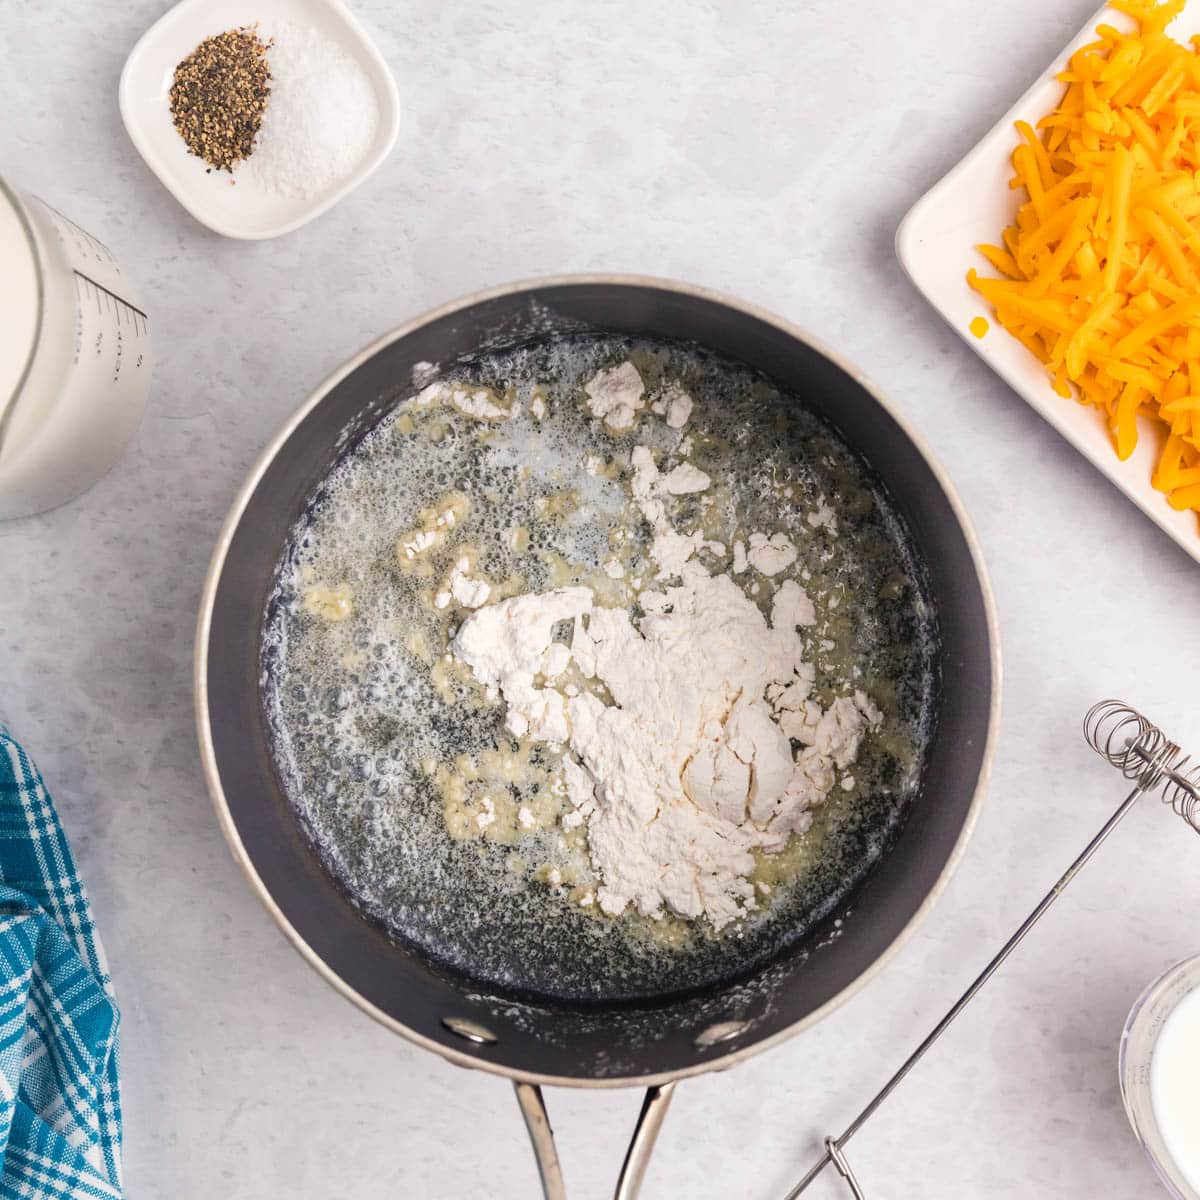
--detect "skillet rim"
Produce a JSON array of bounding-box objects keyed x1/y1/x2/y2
[{"x1": 193, "y1": 272, "x2": 1003, "y2": 1088}]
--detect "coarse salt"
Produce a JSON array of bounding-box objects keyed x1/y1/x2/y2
[{"x1": 240, "y1": 21, "x2": 379, "y2": 200}]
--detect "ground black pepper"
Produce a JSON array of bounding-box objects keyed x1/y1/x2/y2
[{"x1": 169, "y1": 26, "x2": 272, "y2": 173}]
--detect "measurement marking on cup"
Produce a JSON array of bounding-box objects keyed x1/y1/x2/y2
[
  {"x1": 44, "y1": 201, "x2": 119, "y2": 268},
  {"x1": 72, "y1": 271, "x2": 148, "y2": 335}
]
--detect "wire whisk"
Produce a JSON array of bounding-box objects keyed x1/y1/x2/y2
[
  {"x1": 783, "y1": 701, "x2": 1199, "y2": 1200},
  {"x1": 1086, "y1": 699, "x2": 1200, "y2": 831}
]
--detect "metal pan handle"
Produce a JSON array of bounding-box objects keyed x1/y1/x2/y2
[{"x1": 514, "y1": 1081, "x2": 678, "y2": 1200}]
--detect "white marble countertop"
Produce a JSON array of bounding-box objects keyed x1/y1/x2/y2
[{"x1": 3, "y1": 0, "x2": 1199, "y2": 1196}]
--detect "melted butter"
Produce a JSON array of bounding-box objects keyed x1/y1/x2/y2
[
  {"x1": 395, "y1": 491, "x2": 473, "y2": 574},
  {"x1": 430, "y1": 653, "x2": 477, "y2": 706},
  {"x1": 263, "y1": 334, "x2": 937, "y2": 998},
  {"x1": 491, "y1": 572, "x2": 529, "y2": 602},
  {"x1": 538, "y1": 548, "x2": 629, "y2": 608},
  {"x1": 750, "y1": 831, "x2": 826, "y2": 890},
  {"x1": 303, "y1": 583, "x2": 353, "y2": 622},
  {"x1": 534, "y1": 487, "x2": 582, "y2": 522},
  {"x1": 401, "y1": 626, "x2": 431, "y2": 664},
  {"x1": 436, "y1": 741, "x2": 571, "y2": 848}
]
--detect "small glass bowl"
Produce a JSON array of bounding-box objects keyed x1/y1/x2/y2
[{"x1": 1120, "y1": 954, "x2": 1200, "y2": 1200}]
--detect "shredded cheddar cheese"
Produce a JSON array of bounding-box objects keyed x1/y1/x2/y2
[{"x1": 969, "y1": 0, "x2": 1200, "y2": 525}]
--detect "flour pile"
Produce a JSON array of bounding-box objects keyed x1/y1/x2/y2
[{"x1": 450, "y1": 365, "x2": 881, "y2": 930}]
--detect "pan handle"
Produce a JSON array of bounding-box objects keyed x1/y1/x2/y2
[
  {"x1": 513, "y1": 1081, "x2": 678, "y2": 1200},
  {"x1": 613, "y1": 1083, "x2": 677, "y2": 1200}
]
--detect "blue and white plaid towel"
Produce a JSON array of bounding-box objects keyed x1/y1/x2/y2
[{"x1": 0, "y1": 729, "x2": 121, "y2": 1199}]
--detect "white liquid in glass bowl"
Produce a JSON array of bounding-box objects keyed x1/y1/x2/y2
[{"x1": 1122, "y1": 955, "x2": 1200, "y2": 1200}]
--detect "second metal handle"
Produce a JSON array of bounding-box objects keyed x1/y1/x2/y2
[{"x1": 514, "y1": 1080, "x2": 677, "y2": 1200}]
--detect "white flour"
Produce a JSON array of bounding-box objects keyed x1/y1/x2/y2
[
  {"x1": 451, "y1": 368, "x2": 881, "y2": 929},
  {"x1": 583, "y1": 362, "x2": 646, "y2": 429},
  {"x1": 651, "y1": 383, "x2": 694, "y2": 429},
  {"x1": 435, "y1": 557, "x2": 491, "y2": 610},
  {"x1": 747, "y1": 531, "x2": 798, "y2": 576},
  {"x1": 411, "y1": 380, "x2": 517, "y2": 422}
]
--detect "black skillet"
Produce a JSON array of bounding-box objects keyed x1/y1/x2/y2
[{"x1": 195, "y1": 276, "x2": 999, "y2": 1198}]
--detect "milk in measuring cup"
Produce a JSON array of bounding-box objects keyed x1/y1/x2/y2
[{"x1": 0, "y1": 178, "x2": 151, "y2": 519}]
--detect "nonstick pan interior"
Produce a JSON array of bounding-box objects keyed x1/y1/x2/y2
[
  {"x1": 260, "y1": 330, "x2": 938, "y2": 1006},
  {"x1": 198, "y1": 277, "x2": 997, "y2": 1084}
]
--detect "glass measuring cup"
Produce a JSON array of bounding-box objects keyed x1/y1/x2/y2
[
  {"x1": 1121, "y1": 954, "x2": 1200, "y2": 1200},
  {"x1": 0, "y1": 177, "x2": 151, "y2": 519}
]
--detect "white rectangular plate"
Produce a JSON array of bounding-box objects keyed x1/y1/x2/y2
[{"x1": 896, "y1": 1, "x2": 1200, "y2": 564}]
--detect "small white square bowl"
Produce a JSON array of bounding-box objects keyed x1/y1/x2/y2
[
  {"x1": 897, "y1": 1, "x2": 1200, "y2": 565},
  {"x1": 119, "y1": 0, "x2": 399, "y2": 240}
]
